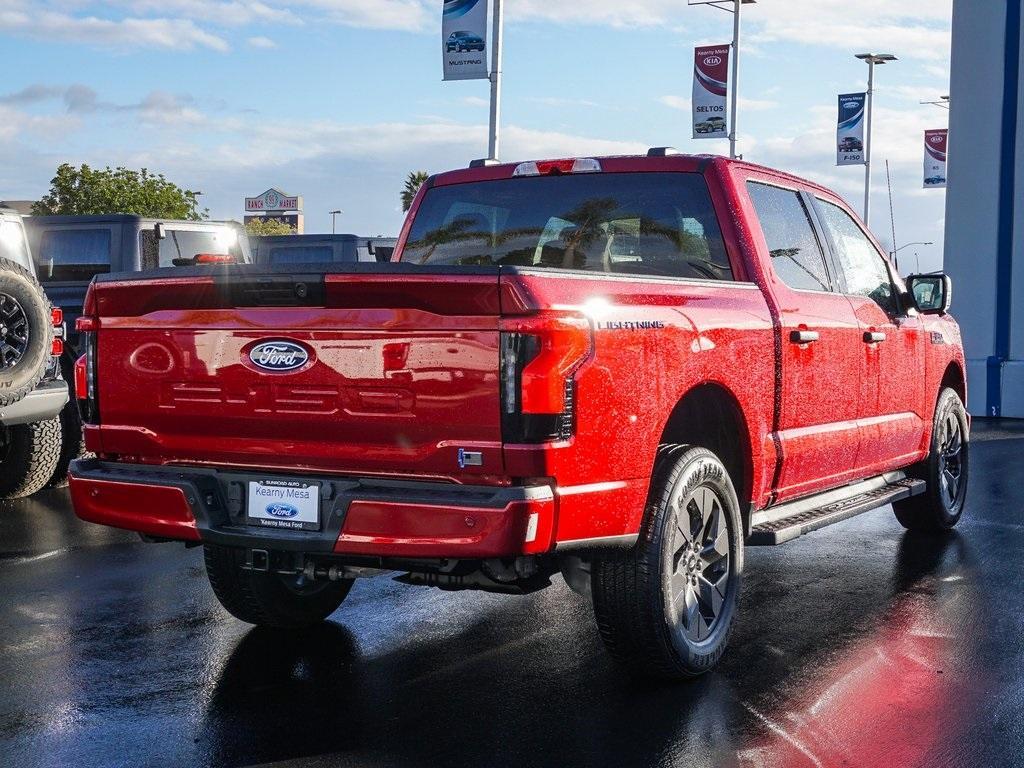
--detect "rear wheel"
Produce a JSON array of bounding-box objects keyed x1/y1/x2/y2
[
  {"x1": 592, "y1": 446, "x2": 743, "y2": 680},
  {"x1": 204, "y1": 544, "x2": 353, "y2": 627},
  {"x1": 893, "y1": 388, "x2": 969, "y2": 530},
  {"x1": 46, "y1": 358, "x2": 88, "y2": 488},
  {"x1": 0, "y1": 418, "x2": 62, "y2": 499}
]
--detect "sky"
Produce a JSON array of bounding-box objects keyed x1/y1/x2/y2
[{"x1": 0, "y1": 0, "x2": 952, "y2": 271}]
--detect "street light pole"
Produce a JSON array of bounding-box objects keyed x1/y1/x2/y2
[
  {"x1": 729, "y1": 0, "x2": 742, "y2": 160},
  {"x1": 487, "y1": 0, "x2": 504, "y2": 161},
  {"x1": 856, "y1": 52, "x2": 897, "y2": 227},
  {"x1": 329, "y1": 210, "x2": 342, "y2": 235},
  {"x1": 891, "y1": 241, "x2": 933, "y2": 273}
]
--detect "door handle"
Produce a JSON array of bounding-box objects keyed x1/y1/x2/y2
[
  {"x1": 863, "y1": 331, "x2": 887, "y2": 343},
  {"x1": 789, "y1": 330, "x2": 819, "y2": 344}
]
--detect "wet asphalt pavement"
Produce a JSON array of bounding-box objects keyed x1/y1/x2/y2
[{"x1": 1, "y1": 422, "x2": 1022, "y2": 768}]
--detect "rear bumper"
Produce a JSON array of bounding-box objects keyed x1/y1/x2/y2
[
  {"x1": 67, "y1": 459, "x2": 556, "y2": 559},
  {"x1": 0, "y1": 380, "x2": 69, "y2": 426}
]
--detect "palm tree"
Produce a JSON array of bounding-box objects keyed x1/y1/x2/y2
[{"x1": 401, "y1": 171, "x2": 430, "y2": 212}]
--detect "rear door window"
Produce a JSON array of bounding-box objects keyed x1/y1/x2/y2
[
  {"x1": 140, "y1": 226, "x2": 246, "y2": 268},
  {"x1": 746, "y1": 182, "x2": 831, "y2": 292},
  {"x1": 402, "y1": 172, "x2": 736, "y2": 281},
  {"x1": 36, "y1": 228, "x2": 112, "y2": 282}
]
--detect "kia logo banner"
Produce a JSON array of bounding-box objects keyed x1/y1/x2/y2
[
  {"x1": 836, "y1": 93, "x2": 867, "y2": 166},
  {"x1": 442, "y1": 0, "x2": 489, "y2": 81},
  {"x1": 924, "y1": 129, "x2": 948, "y2": 189},
  {"x1": 692, "y1": 45, "x2": 730, "y2": 139}
]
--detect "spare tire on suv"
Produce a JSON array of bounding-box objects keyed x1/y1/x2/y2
[{"x1": 0, "y1": 257, "x2": 52, "y2": 407}]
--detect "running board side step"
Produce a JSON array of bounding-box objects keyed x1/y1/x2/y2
[{"x1": 748, "y1": 473, "x2": 926, "y2": 546}]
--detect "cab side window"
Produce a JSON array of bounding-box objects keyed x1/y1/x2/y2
[
  {"x1": 746, "y1": 182, "x2": 831, "y2": 292},
  {"x1": 816, "y1": 200, "x2": 898, "y2": 315}
]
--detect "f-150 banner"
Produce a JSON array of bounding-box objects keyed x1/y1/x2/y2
[
  {"x1": 442, "y1": 0, "x2": 489, "y2": 81},
  {"x1": 692, "y1": 45, "x2": 730, "y2": 139},
  {"x1": 836, "y1": 93, "x2": 866, "y2": 166},
  {"x1": 923, "y1": 129, "x2": 948, "y2": 188}
]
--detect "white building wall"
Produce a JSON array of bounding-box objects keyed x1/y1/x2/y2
[{"x1": 945, "y1": 0, "x2": 1021, "y2": 416}]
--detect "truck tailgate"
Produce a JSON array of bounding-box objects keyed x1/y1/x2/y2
[{"x1": 88, "y1": 268, "x2": 504, "y2": 478}]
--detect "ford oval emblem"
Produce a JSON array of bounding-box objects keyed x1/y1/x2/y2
[
  {"x1": 266, "y1": 503, "x2": 299, "y2": 519},
  {"x1": 249, "y1": 341, "x2": 309, "y2": 372}
]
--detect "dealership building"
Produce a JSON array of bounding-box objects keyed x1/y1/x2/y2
[{"x1": 945, "y1": 0, "x2": 1023, "y2": 416}]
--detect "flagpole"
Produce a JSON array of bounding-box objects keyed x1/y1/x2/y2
[{"x1": 488, "y1": 0, "x2": 504, "y2": 161}]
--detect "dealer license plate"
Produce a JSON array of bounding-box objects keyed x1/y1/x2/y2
[{"x1": 247, "y1": 479, "x2": 321, "y2": 531}]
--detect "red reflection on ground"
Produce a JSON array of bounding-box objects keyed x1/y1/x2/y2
[{"x1": 738, "y1": 585, "x2": 972, "y2": 768}]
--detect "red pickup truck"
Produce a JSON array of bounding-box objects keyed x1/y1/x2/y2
[{"x1": 68, "y1": 151, "x2": 968, "y2": 680}]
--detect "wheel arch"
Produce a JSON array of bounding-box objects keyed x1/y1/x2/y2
[
  {"x1": 940, "y1": 360, "x2": 966, "y2": 405},
  {"x1": 655, "y1": 382, "x2": 755, "y2": 531}
]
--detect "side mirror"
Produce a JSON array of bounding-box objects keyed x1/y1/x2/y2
[{"x1": 907, "y1": 273, "x2": 952, "y2": 314}]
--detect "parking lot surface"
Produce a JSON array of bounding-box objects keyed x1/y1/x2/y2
[{"x1": 1, "y1": 422, "x2": 1022, "y2": 768}]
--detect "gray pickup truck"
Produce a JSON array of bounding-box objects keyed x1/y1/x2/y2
[{"x1": 0, "y1": 207, "x2": 68, "y2": 498}]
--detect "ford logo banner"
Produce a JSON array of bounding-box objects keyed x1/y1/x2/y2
[
  {"x1": 266, "y1": 503, "x2": 300, "y2": 519},
  {"x1": 249, "y1": 341, "x2": 309, "y2": 372}
]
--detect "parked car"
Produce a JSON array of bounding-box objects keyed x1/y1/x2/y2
[
  {"x1": 0, "y1": 207, "x2": 68, "y2": 498},
  {"x1": 446, "y1": 31, "x2": 485, "y2": 53},
  {"x1": 67, "y1": 151, "x2": 967, "y2": 681},
  {"x1": 251, "y1": 235, "x2": 398, "y2": 265},
  {"x1": 839, "y1": 136, "x2": 864, "y2": 152},
  {"x1": 695, "y1": 116, "x2": 727, "y2": 134},
  {"x1": 22, "y1": 215, "x2": 251, "y2": 484}
]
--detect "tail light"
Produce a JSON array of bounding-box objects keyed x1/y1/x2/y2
[
  {"x1": 500, "y1": 313, "x2": 592, "y2": 443},
  {"x1": 74, "y1": 316, "x2": 99, "y2": 424},
  {"x1": 51, "y1": 306, "x2": 65, "y2": 357}
]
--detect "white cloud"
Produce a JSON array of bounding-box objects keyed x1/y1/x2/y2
[
  {"x1": 0, "y1": 8, "x2": 229, "y2": 51},
  {"x1": 247, "y1": 35, "x2": 277, "y2": 48}
]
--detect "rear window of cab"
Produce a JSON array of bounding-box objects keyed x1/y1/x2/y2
[{"x1": 402, "y1": 172, "x2": 736, "y2": 281}]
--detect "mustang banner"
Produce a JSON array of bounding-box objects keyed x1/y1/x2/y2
[
  {"x1": 924, "y1": 129, "x2": 948, "y2": 188},
  {"x1": 692, "y1": 45, "x2": 730, "y2": 139},
  {"x1": 836, "y1": 93, "x2": 866, "y2": 166},
  {"x1": 442, "y1": 0, "x2": 489, "y2": 81}
]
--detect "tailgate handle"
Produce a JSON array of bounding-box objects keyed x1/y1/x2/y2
[{"x1": 863, "y1": 331, "x2": 887, "y2": 343}]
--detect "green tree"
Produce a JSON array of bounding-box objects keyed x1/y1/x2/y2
[
  {"x1": 32, "y1": 163, "x2": 207, "y2": 220},
  {"x1": 245, "y1": 217, "x2": 296, "y2": 237},
  {"x1": 401, "y1": 170, "x2": 430, "y2": 212}
]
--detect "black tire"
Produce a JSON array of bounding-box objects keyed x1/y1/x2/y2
[
  {"x1": 893, "y1": 388, "x2": 969, "y2": 530},
  {"x1": 46, "y1": 357, "x2": 88, "y2": 488},
  {"x1": 0, "y1": 257, "x2": 52, "y2": 407},
  {"x1": 592, "y1": 445, "x2": 744, "y2": 680},
  {"x1": 204, "y1": 544, "x2": 353, "y2": 627},
  {"x1": 0, "y1": 417, "x2": 62, "y2": 499}
]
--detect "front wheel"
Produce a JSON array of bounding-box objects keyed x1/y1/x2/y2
[
  {"x1": 592, "y1": 446, "x2": 743, "y2": 680},
  {"x1": 204, "y1": 545, "x2": 353, "y2": 627},
  {"x1": 893, "y1": 388, "x2": 969, "y2": 530}
]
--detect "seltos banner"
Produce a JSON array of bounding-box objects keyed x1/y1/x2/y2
[
  {"x1": 442, "y1": 0, "x2": 489, "y2": 81},
  {"x1": 924, "y1": 129, "x2": 948, "y2": 189},
  {"x1": 836, "y1": 93, "x2": 866, "y2": 166},
  {"x1": 692, "y1": 45, "x2": 730, "y2": 139}
]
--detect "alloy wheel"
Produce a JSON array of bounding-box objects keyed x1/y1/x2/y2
[
  {"x1": 0, "y1": 292, "x2": 30, "y2": 370},
  {"x1": 667, "y1": 485, "x2": 731, "y2": 643},
  {"x1": 938, "y1": 413, "x2": 964, "y2": 509}
]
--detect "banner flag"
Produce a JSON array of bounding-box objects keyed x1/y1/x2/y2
[
  {"x1": 692, "y1": 45, "x2": 730, "y2": 139},
  {"x1": 442, "y1": 0, "x2": 489, "y2": 81},
  {"x1": 924, "y1": 129, "x2": 948, "y2": 188},
  {"x1": 836, "y1": 93, "x2": 866, "y2": 166}
]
